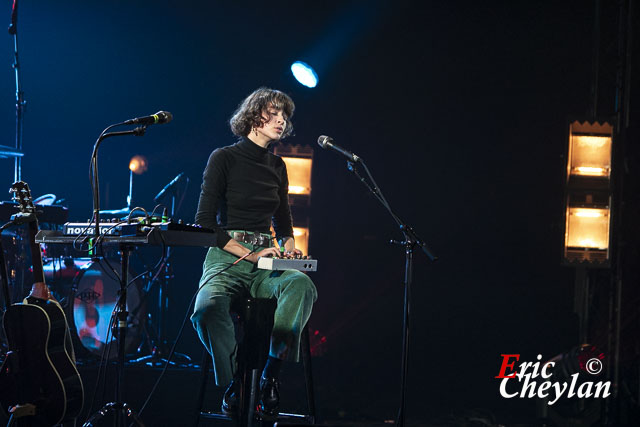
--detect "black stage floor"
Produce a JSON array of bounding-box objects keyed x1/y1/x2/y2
[
  {"x1": 0, "y1": 357, "x2": 531, "y2": 426},
  {"x1": 0, "y1": 353, "x2": 616, "y2": 426}
]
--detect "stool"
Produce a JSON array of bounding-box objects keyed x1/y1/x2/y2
[{"x1": 193, "y1": 297, "x2": 316, "y2": 427}]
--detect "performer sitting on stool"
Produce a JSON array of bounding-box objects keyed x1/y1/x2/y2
[{"x1": 191, "y1": 87, "x2": 317, "y2": 416}]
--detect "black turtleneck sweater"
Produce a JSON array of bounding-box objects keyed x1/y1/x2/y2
[{"x1": 195, "y1": 137, "x2": 294, "y2": 249}]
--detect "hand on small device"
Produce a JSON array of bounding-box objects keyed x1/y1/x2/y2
[
  {"x1": 283, "y1": 248, "x2": 303, "y2": 259},
  {"x1": 248, "y1": 247, "x2": 280, "y2": 263}
]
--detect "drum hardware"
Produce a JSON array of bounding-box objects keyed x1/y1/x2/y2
[
  {"x1": 0, "y1": 144, "x2": 23, "y2": 159},
  {"x1": 130, "y1": 183, "x2": 192, "y2": 367},
  {"x1": 139, "y1": 185, "x2": 191, "y2": 366},
  {"x1": 129, "y1": 246, "x2": 191, "y2": 367}
]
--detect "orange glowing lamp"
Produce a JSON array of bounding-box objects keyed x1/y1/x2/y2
[
  {"x1": 567, "y1": 122, "x2": 612, "y2": 180},
  {"x1": 565, "y1": 207, "x2": 610, "y2": 249},
  {"x1": 129, "y1": 155, "x2": 148, "y2": 175},
  {"x1": 281, "y1": 157, "x2": 312, "y2": 195}
]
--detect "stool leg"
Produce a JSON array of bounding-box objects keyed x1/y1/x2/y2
[
  {"x1": 249, "y1": 368, "x2": 259, "y2": 427},
  {"x1": 238, "y1": 367, "x2": 259, "y2": 427},
  {"x1": 301, "y1": 324, "x2": 316, "y2": 422},
  {"x1": 193, "y1": 351, "x2": 212, "y2": 427}
]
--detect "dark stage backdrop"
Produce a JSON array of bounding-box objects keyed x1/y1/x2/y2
[{"x1": 0, "y1": 0, "x2": 608, "y2": 423}]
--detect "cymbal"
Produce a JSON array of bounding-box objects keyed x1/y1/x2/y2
[
  {"x1": 99, "y1": 207, "x2": 130, "y2": 215},
  {"x1": 0, "y1": 229, "x2": 17, "y2": 237},
  {"x1": 0, "y1": 145, "x2": 24, "y2": 158}
]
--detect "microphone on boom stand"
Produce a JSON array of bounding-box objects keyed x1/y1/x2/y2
[
  {"x1": 123, "y1": 111, "x2": 173, "y2": 126},
  {"x1": 317, "y1": 135, "x2": 360, "y2": 162}
]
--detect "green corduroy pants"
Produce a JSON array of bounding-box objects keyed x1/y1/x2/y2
[{"x1": 191, "y1": 241, "x2": 317, "y2": 387}]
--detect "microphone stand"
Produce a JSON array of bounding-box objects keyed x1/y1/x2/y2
[
  {"x1": 85, "y1": 125, "x2": 146, "y2": 427},
  {"x1": 8, "y1": 0, "x2": 25, "y2": 182},
  {"x1": 345, "y1": 158, "x2": 437, "y2": 427}
]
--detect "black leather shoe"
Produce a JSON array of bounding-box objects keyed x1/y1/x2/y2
[
  {"x1": 258, "y1": 375, "x2": 280, "y2": 417},
  {"x1": 221, "y1": 379, "x2": 238, "y2": 415}
]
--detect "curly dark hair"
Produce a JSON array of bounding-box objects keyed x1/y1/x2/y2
[{"x1": 229, "y1": 87, "x2": 295, "y2": 138}]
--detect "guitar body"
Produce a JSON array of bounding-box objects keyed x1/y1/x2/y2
[
  {"x1": 1, "y1": 298, "x2": 84, "y2": 426},
  {"x1": 0, "y1": 182, "x2": 84, "y2": 425}
]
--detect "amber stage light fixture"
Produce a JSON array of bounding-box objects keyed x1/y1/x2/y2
[
  {"x1": 567, "y1": 122, "x2": 612, "y2": 180},
  {"x1": 282, "y1": 156, "x2": 313, "y2": 195},
  {"x1": 563, "y1": 121, "x2": 613, "y2": 265},
  {"x1": 273, "y1": 144, "x2": 313, "y2": 202},
  {"x1": 566, "y1": 207, "x2": 610, "y2": 249}
]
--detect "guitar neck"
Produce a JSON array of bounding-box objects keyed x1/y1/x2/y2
[
  {"x1": 10, "y1": 181, "x2": 50, "y2": 299},
  {"x1": 27, "y1": 220, "x2": 45, "y2": 284},
  {"x1": 26, "y1": 217, "x2": 53, "y2": 301}
]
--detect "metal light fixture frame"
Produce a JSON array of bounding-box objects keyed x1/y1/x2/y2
[{"x1": 563, "y1": 120, "x2": 614, "y2": 266}]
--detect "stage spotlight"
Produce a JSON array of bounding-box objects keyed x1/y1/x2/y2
[
  {"x1": 129, "y1": 155, "x2": 148, "y2": 175},
  {"x1": 291, "y1": 61, "x2": 318, "y2": 88}
]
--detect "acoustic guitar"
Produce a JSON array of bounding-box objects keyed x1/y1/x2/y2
[{"x1": 0, "y1": 181, "x2": 84, "y2": 426}]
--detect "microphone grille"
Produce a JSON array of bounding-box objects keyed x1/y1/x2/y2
[
  {"x1": 157, "y1": 111, "x2": 173, "y2": 124},
  {"x1": 317, "y1": 135, "x2": 332, "y2": 148}
]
